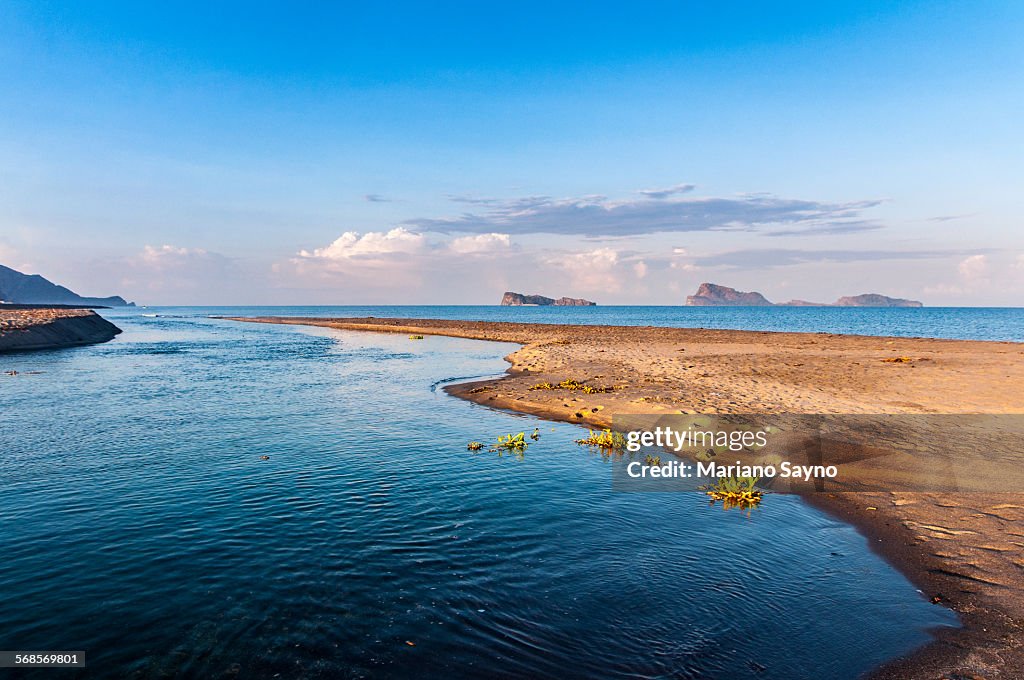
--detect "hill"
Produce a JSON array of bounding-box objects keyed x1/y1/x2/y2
[{"x1": 0, "y1": 264, "x2": 133, "y2": 307}]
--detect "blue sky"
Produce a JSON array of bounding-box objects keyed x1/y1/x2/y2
[{"x1": 1, "y1": 1, "x2": 1021, "y2": 304}]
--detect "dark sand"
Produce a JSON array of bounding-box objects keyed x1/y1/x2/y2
[{"x1": 0, "y1": 308, "x2": 121, "y2": 352}]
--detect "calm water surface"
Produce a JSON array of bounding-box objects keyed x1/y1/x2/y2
[
  {"x1": 1, "y1": 311, "x2": 957, "y2": 678},
  {"x1": 111, "y1": 304, "x2": 1024, "y2": 341}
]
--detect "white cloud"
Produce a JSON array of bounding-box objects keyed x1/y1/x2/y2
[
  {"x1": 546, "y1": 247, "x2": 623, "y2": 292},
  {"x1": 633, "y1": 260, "x2": 648, "y2": 279},
  {"x1": 448, "y1": 233, "x2": 511, "y2": 254},
  {"x1": 299, "y1": 228, "x2": 425, "y2": 260},
  {"x1": 139, "y1": 244, "x2": 211, "y2": 268},
  {"x1": 958, "y1": 254, "x2": 988, "y2": 281},
  {"x1": 117, "y1": 244, "x2": 235, "y2": 299}
]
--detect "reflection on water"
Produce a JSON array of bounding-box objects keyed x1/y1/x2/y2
[{"x1": 1, "y1": 311, "x2": 956, "y2": 678}]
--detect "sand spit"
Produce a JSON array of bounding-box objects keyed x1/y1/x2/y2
[
  {"x1": 228, "y1": 316, "x2": 1024, "y2": 679},
  {"x1": 0, "y1": 308, "x2": 121, "y2": 352}
]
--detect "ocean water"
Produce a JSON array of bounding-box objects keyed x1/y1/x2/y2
[
  {"x1": 117, "y1": 304, "x2": 1023, "y2": 342},
  {"x1": 1, "y1": 311, "x2": 958, "y2": 679}
]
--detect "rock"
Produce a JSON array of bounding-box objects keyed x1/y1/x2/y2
[
  {"x1": 685, "y1": 283, "x2": 773, "y2": 306},
  {"x1": 834, "y1": 293, "x2": 923, "y2": 308},
  {"x1": 684, "y1": 282, "x2": 923, "y2": 307},
  {"x1": 500, "y1": 292, "x2": 596, "y2": 306}
]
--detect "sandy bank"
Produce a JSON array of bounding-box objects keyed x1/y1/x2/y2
[
  {"x1": 0, "y1": 308, "x2": 122, "y2": 352},
  {"x1": 228, "y1": 316, "x2": 1024, "y2": 679}
]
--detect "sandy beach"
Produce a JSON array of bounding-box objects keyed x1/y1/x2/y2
[{"x1": 230, "y1": 316, "x2": 1024, "y2": 679}]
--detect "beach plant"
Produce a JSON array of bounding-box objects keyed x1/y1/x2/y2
[
  {"x1": 409, "y1": 335, "x2": 425, "y2": 340},
  {"x1": 575, "y1": 429, "x2": 626, "y2": 450},
  {"x1": 528, "y1": 379, "x2": 614, "y2": 393},
  {"x1": 882, "y1": 356, "x2": 912, "y2": 363},
  {"x1": 644, "y1": 454, "x2": 662, "y2": 466},
  {"x1": 701, "y1": 475, "x2": 763, "y2": 510},
  {"x1": 530, "y1": 428, "x2": 540, "y2": 440},
  {"x1": 492, "y1": 432, "x2": 529, "y2": 453},
  {"x1": 467, "y1": 441, "x2": 484, "y2": 451}
]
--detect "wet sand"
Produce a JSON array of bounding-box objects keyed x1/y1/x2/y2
[{"x1": 229, "y1": 316, "x2": 1024, "y2": 679}]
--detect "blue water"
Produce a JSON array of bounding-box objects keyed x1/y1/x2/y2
[
  {"x1": 1, "y1": 311, "x2": 958, "y2": 679},
  {"x1": 115, "y1": 304, "x2": 1023, "y2": 341}
]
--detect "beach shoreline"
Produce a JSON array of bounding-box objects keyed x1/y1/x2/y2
[{"x1": 227, "y1": 315, "x2": 1024, "y2": 679}]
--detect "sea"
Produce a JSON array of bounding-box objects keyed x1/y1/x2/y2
[{"x1": 1, "y1": 305, "x2": 994, "y2": 678}]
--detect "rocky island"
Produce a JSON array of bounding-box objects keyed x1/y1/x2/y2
[
  {"x1": 686, "y1": 283, "x2": 922, "y2": 307},
  {"x1": 501, "y1": 292, "x2": 596, "y2": 306}
]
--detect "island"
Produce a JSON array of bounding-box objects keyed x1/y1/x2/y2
[
  {"x1": 501, "y1": 292, "x2": 596, "y2": 306},
  {"x1": 685, "y1": 282, "x2": 922, "y2": 307}
]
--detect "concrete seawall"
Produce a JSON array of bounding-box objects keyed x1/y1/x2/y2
[{"x1": 0, "y1": 309, "x2": 122, "y2": 352}]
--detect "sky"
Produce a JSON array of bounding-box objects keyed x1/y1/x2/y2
[{"x1": 0, "y1": 1, "x2": 1022, "y2": 305}]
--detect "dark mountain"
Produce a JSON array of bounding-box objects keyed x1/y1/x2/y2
[{"x1": 0, "y1": 264, "x2": 133, "y2": 307}]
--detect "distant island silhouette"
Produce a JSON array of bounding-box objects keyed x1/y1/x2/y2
[
  {"x1": 501, "y1": 292, "x2": 596, "y2": 306},
  {"x1": 685, "y1": 283, "x2": 922, "y2": 307}
]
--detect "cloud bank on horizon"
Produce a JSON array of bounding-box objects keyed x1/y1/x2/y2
[{"x1": 0, "y1": 1, "x2": 1021, "y2": 305}]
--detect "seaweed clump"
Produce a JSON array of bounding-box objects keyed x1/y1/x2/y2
[
  {"x1": 575, "y1": 429, "x2": 627, "y2": 451},
  {"x1": 493, "y1": 432, "x2": 529, "y2": 453},
  {"x1": 529, "y1": 379, "x2": 614, "y2": 394},
  {"x1": 701, "y1": 476, "x2": 763, "y2": 510}
]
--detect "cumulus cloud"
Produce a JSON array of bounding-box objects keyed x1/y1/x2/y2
[
  {"x1": 118, "y1": 244, "x2": 236, "y2": 298},
  {"x1": 139, "y1": 244, "x2": 215, "y2": 267},
  {"x1": 298, "y1": 228, "x2": 425, "y2": 260},
  {"x1": 280, "y1": 228, "x2": 518, "y2": 300},
  {"x1": 448, "y1": 233, "x2": 511, "y2": 254},
  {"x1": 957, "y1": 254, "x2": 989, "y2": 281},
  {"x1": 404, "y1": 190, "x2": 883, "y2": 237},
  {"x1": 544, "y1": 247, "x2": 624, "y2": 292}
]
